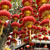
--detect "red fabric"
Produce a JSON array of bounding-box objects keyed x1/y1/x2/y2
[
  {"x1": 39, "y1": 4, "x2": 50, "y2": 18},
  {"x1": 40, "y1": 19, "x2": 49, "y2": 26},
  {"x1": 12, "y1": 30, "x2": 20, "y2": 35},
  {"x1": 0, "y1": 0, "x2": 12, "y2": 9},
  {"x1": 12, "y1": 14, "x2": 19, "y2": 19},
  {"x1": 22, "y1": 0, "x2": 32, "y2": 6},
  {"x1": 22, "y1": 16, "x2": 36, "y2": 25},
  {"x1": 11, "y1": 22, "x2": 20, "y2": 28},
  {"x1": 0, "y1": 10, "x2": 11, "y2": 19},
  {"x1": 21, "y1": 6, "x2": 33, "y2": 14}
]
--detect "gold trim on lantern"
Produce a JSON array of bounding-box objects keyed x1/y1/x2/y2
[
  {"x1": 25, "y1": 21, "x2": 33, "y2": 28},
  {"x1": 24, "y1": 1, "x2": 30, "y2": 6},
  {"x1": 41, "y1": 0, "x2": 48, "y2": 3},
  {"x1": 13, "y1": 27, "x2": 18, "y2": 31},
  {"x1": 39, "y1": 0, "x2": 47, "y2": 6},
  {"x1": 24, "y1": 10, "x2": 31, "y2": 16},
  {"x1": 2, "y1": 5, "x2": 9, "y2": 10},
  {"x1": 0, "y1": 16, "x2": 8, "y2": 21},
  {"x1": 42, "y1": 11, "x2": 50, "y2": 20}
]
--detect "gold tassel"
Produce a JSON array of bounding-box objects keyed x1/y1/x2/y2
[
  {"x1": 30, "y1": 29, "x2": 31, "y2": 41},
  {"x1": 0, "y1": 25, "x2": 4, "y2": 39},
  {"x1": 15, "y1": 42, "x2": 16, "y2": 47},
  {"x1": 15, "y1": 33, "x2": 16, "y2": 39}
]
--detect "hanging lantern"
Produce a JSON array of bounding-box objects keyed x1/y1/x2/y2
[
  {"x1": 32, "y1": 2, "x2": 36, "y2": 9},
  {"x1": 38, "y1": 37, "x2": 43, "y2": 47},
  {"x1": 12, "y1": 31, "x2": 20, "y2": 39},
  {"x1": 38, "y1": 34, "x2": 42, "y2": 37},
  {"x1": 36, "y1": 0, "x2": 49, "y2": 6},
  {"x1": 20, "y1": 24, "x2": 25, "y2": 30},
  {"x1": 11, "y1": 22, "x2": 20, "y2": 31},
  {"x1": 31, "y1": 25, "x2": 36, "y2": 34},
  {"x1": 29, "y1": 42, "x2": 35, "y2": 50},
  {"x1": 0, "y1": 10, "x2": 11, "y2": 21},
  {"x1": 23, "y1": 16, "x2": 36, "y2": 28},
  {"x1": 39, "y1": 4, "x2": 50, "y2": 21},
  {"x1": 34, "y1": 35, "x2": 38, "y2": 40},
  {"x1": 12, "y1": 14, "x2": 19, "y2": 22},
  {"x1": 24, "y1": 39, "x2": 29, "y2": 43},
  {"x1": 23, "y1": 16, "x2": 36, "y2": 41},
  {"x1": 35, "y1": 27, "x2": 41, "y2": 34},
  {"x1": 43, "y1": 36, "x2": 48, "y2": 45},
  {"x1": 0, "y1": 1, "x2": 12, "y2": 10},
  {"x1": 11, "y1": 38, "x2": 17, "y2": 46},
  {"x1": 40, "y1": 27, "x2": 47, "y2": 36},
  {"x1": 34, "y1": 21, "x2": 40, "y2": 26},
  {"x1": 40, "y1": 19, "x2": 49, "y2": 30},
  {"x1": 21, "y1": 6, "x2": 33, "y2": 16},
  {"x1": 19, "y1": 30, "x2": 26, "y2": 41},
  {"x1": 22, "y1": 0, "x2": 32, "y2": 6},
  {"x1": 20, "y1": 30, "x2": 26, "y2": 36},
  {"x1": 0, "y1": 10, "x2": 11, "y2": 38}
]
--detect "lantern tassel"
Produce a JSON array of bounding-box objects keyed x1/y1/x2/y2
[
  {"x1": 30, "y1": 29, "x2": 31, "y2": 41},
  {"x1": 0, "y1": 25, "x2": 4, "y2": 39},
  {"x1": 15, "y1": 33, "x2": 16, "y2": 39}
]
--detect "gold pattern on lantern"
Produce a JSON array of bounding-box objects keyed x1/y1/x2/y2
[
  {"x1": 2, "y1": 5, "x2": 9, "y2": 10},
  {"x1": 0, "y1": 16, "x2": 8, "y2": 21},
  {"x1": 24, "y1": 1, "x2": 30, "y2": 6},
  {"x1": 41, "y1": 0, "x2": 47, "y2": 3},
  {"x1": 42, "y1": 11, "x2": 50, "y2": 20},
  {"x1": 13, "y1": 27, "x2": 18, "y2": 31},
  {"x1": 39, "y1": 0, "x2": 47, "y2": 6},
  {"x1": 25, "y1": 21, "x2": 33, "y2": 28},
  {"x1": 24, "y1": 10, "x2": 31, "y2": 16}
]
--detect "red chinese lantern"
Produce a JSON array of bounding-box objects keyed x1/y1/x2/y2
[
  {"x1": 23, "y1": 16, "x2": 36, "y2": 41},
  {"x1": 0, "y1": 0, "x2": 12, "y2": 10},
  {"x1": 0, "y1": 10, "x2": 11, "y2": 38},
  {"x1": 11, "y1": 38, "x2": 17, "y2": 46},
  {"x1": 39, "y1": 4, "x2": 50, "y2": 21},
  {"x1": 22, "y1": 0, "x2": 32, "y2": 6},
  {"x1": 40, "y1": 19, "x2": 49, "y2": 29},
  {"x1": 21, "y1": 6, "x2": 33, "y2": 16},
  {"x1": 12, "y1": 14, "x2": 19, "y2": 22},
  {"x1": 43, "y1": 36, "x2": 48, "y2": 45},
  {"x1": 12, "y1": 30, "x2": 20, "y2": 39},
  {"x1": 11, "y1": 22, "x2": 20, "y2": 31},
  {"x1": 29, "y1": 42, "x2": 35, "y2": 49},
  {"x1": 38, "y1": 37, "x2": 43, "y2": 47}
]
